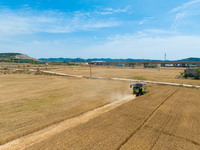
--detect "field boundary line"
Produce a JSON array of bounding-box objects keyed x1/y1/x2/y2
[
  {"x1": 0, "y1": 95, "x2": 135, "y2": 150},
  {"x1": 117, "y1": 89, "x2": 180, "y2": 150},
  {"x1": 28, "y1": 69, "x2": 200, "y2": 88}
]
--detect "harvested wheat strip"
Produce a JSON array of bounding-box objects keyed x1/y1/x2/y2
[{"x1": 0, "y1": 95, "x2": 136, "y2": 150}]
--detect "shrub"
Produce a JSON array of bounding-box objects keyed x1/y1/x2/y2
[
  {"x1": 3, "y1": 67, "x2": 8, "y2": 70},
  {"x1": 195, "y1": 68, "x2": 200, "y2": 77},
  {"x1": 184, "y1": 72, "x2": 190, "y2": 78},
  {"x1": 144, "y1": 64, "x2": 157, "y2": 68},
  {"x1": 183, "y1": 68, "x2": 200, "y2": 80}
]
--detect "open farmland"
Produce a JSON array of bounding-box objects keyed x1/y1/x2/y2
[
  {"x1": 0, "y1": 67, "x2": 199, "y2": 150},
  {"x1": 1, "y1": 62, "x2": 200, "y2": 86},
  {"x1": 50, "y1": 65, "x2": 200, "y2": 86},
  {"x1": 23, "y1": 86, "x2": 200, "y2": 150},
  {"x1": 1, "y1": 0, "x2": 200, "y2": 149},
  {"x1": 0, "y1": 74, "x2": 130, "y2": 145}
]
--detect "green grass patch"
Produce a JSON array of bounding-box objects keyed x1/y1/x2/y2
[{"x1": 131, "y1": 76, "x2": 147, "y2": 80}]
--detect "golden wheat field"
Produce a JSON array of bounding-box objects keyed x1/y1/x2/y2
[
  {"x1": 1, "y1": 62, "x2": 200, "y2": 86},
  {"x1": 0, "y1": 65, "x2": 200, "y2": 150},
  {"x1": 51, "y1": 65, "x2": 200, "y2": 86},
  {"x1": 0, "y1": 74, "x2": 130, "y2": 145},
  {"x1": 26, "y1": 86, "x2": 200, "y2": 150}
]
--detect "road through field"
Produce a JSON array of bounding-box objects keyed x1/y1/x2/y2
[
  {"x1": 35, "y1": 70, "x2": 200, "y2": 88},
  {"x1": 49, "y1": 66, "x2": 200, "y2": 86},
  {"x1": 0, "y1": 95, "x2": 136, "y2": 150}
]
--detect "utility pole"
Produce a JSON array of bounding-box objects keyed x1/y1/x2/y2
[
  {"x1": 2, "y1": 61, "x2": 4, "y2": 69},
  {"x1": 90, "y1": 64, "x2": 92, "y2": 78}
]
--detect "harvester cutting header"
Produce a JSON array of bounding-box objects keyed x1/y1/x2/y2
[{"x1": 130, "y1": 83, "x2": 148, "y2": 96}]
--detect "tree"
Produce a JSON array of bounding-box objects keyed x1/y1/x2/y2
[{"x1": 195, "y1": 68, "x2": 200, "y2": 79}]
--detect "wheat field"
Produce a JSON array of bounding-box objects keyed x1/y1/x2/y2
[
  {"x1": 0, "y1": 74, "x2": 130, "y2": 145},
  {"x1": 26, "y1": 86, "x2": 200, "y2": 150},
  {"x1": 51, "y1": 65, "x2": 200, "y2": 86},
  {"x1": 0, "y1": 65, "x2": 199, "y2": 150}
]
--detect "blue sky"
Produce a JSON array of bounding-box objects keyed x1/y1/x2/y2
[{"x1": 0, "y1": 0, "x2": 200, "y2": 59}]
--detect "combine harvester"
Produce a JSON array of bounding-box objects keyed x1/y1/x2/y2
[{"x1": 130, "y1": 83, "x2": 149, "y2": 96}]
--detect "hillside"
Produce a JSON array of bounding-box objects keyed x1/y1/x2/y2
[
  {"x1": 0, "y1": 53, "x2": 22, "y2": 59},
  {"x1": 0, "y1": 53, "x2": 37, "y2": 61},
  {"x1": 178, "y1": 57, "x2": 200, "y2": 62},
  {"x1": 39, "y1": 57, "x2": 200, "y2": 62},
  {"x1": 39, "y1": 58, "x2": 163, "y2": 62},
  {"x1": 1, "y1": 53, "x2": 199, "y2": 62}
]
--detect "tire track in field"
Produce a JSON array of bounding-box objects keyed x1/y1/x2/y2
[
  {"x1": 118, "y1": 88, "x2": 180, "y2": 150},
  {"x1": 145, "y1": 89, "x2": 200, "y2": 148},
  {"x1": 145, "y1": 126, "x2": 200, "y2": 147},
  {"x1": 148, "y1": 89, "x2": 182, "y2": 150},
  {"x1": 0, "y1": 95, "x2": 136, "y2": 150}
]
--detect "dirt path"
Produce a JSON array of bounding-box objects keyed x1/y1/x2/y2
[
  {"x1": 0, "y1": 95, "x2": 135, "y2": 150},
  {"x1": 33, "y1": 70, "x2": 200, "y2": 88}
]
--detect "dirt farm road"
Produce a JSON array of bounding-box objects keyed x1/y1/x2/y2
[{"x1": 33, "y1": 70, "x2": 200, "y2": 88}]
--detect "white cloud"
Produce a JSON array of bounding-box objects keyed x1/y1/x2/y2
[
  {"x1": 144, "y1": 29, "x2": 176, "y2": 35},
  {"x1": 22, "y1": 4, "x2": 29, "y2": 7},
  {"x1": 171, "y1": 12, "x2": 186, "y2": 30},
  {"x1": 0, "y1": 8, "x2": 121, "y2": 36},
  {"x1": 138, "y1": 17, "x2": 153, "y2": 25},
  {"x1": 82, "y1": 21, "x2": 120, "y2": 29},
  {"x1": 171, "y1": 0, "x2": 200, "y2": 13},
  {"x1": 1, "y1": 30, "x2": 200, "y2": 59},
  {"x1": 81, "y1": 33, "x2": 200, "y2": 59},
  {"x1": 97, "y1": 6, "x2": 131, "y2": 15},
  {"x1": 108, "y1": 29, "x2": 177, "y2": 40},
  {"x1": 170, "y1": 0, "x2": 200, "y2": 30}
]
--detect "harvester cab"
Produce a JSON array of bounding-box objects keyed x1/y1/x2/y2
[{"x1": 130, "y1": 83, "x2": 148, "y2": 96}]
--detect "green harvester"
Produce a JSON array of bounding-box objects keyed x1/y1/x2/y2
[{"x1": 130, "y1": 83, "x2": 149, "y2": 96}]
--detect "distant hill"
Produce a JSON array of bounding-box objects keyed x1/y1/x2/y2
[
  {"x1": 39, "y1": 57, "x2": 86, "y2": 62},
  {"x1": 178, "y1": 57, "x2": 200, "y2": 62},
  {"x1": 1, "y1": 53, "x2": 199, "y2": 63},
  {"x1": 87, "y1": 58, "x2": 163, "y2": 62},
  {"x1": 0, "y1": 53, "x2": 22, "y2": 59},
  {"x1": 39, "y1": 57, "x2": 200, "y2": 62},
  {"x1": 0, "y1": 53, "x2": 37, "y2": 61},
  {"x1": 39, "y1": 58, "x2": 163, "y2": 62}
]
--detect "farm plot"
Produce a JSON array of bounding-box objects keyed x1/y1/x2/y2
[
  {"x1": 26, "y1": 86, "x2": 200, "y2": 150},
  {"x1": 0, "y1": 74, "x2": 130, "y2": 145},
  {"x1": 50, "y1": 66, "x2": 200, "y2": 86}
]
